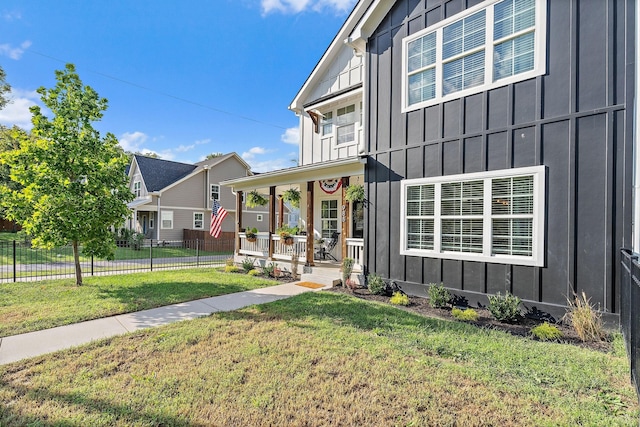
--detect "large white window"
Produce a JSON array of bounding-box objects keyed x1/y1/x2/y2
[
  {"x1": 161, "y1": 211, "x2": 173, "y2": 229},
  {"x1": 400, "y1": 166, "x2": 545, "y2": 266},
  {"x1": 133, "y1": 181, "x2": 141, "y2": 197},
  {"x1": 321, "y1": 199, "x2": 339, "y2": 238},
  {"x1": 320, "y1": 104, "x2": 359, "y2": 146},
  {"x1": 193, "y1": 212, "x2": 204, "y2": 229},
  {"x1": 403, "y1": 0, "x2": 546, "y2": 111}
]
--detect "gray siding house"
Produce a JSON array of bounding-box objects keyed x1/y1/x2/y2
[
  {"x1": 126, "y1": 153, "x2": 260, "y2": 241},
  {"x1": 334, "y1": 0, "x2": 635, "y2": 318}
]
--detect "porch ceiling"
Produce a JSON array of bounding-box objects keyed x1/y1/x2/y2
[{"x1": 221, "y1": 156, "x2": 366, "y2": 192}]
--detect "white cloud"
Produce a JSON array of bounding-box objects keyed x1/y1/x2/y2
[
  {"x1": 2, "y1": 11, "x2": 22, "y2": 21},
  {"x1": 281, "y1": 127, "x2": 300, "y2": 145},
  {"x1": 261, "y1": 0, "x2": 355, "y2": 14},
  {"x1": 249, "y1": 157, "x2": 298, "y2": 173},
  {"x1": 118, "y1": 131, "x2": 148, "y2": 152},
  {"x1": 241, "y1": 146, "x2": 269, "y2": 161},
  {"x1": 175, "y1": 144, "x2": 195, "y2": 153},
  {"x1": 0, "y1": 88, "x2": 40, "y2": 129},
  {"x1": 195, "y1": 138, "x2": 210, "y2": 145},
  {"x1": 0, "y1": 40, "x2": 31, "y2": 60}
]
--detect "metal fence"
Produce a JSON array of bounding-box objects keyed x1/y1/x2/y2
[
  {"x1": 0, "y1": 239, "x2": 235, "y2": 282},
  {"x1": 620, "y1": 248, "x2": 640, "y2": 400}
]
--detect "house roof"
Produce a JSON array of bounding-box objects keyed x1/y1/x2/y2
[{"x1": 132, "y1": 155, "x2": 197, "y2": 192}]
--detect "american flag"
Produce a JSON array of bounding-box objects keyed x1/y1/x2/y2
[{"x1": 210, "y1": 199, "x2": 228, "y2": 238}]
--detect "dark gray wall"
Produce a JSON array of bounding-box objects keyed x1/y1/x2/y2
[{"x1": 364, "y1": 0, "x2": 635, "y2": 315}]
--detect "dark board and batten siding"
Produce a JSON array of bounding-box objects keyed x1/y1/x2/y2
[{"x1": 364, "y1": 0, "x2": 634, "y2": 316}]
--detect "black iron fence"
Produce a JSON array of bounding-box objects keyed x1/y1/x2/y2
[
  {"x1": 0, "y1": 239, "x2": 234, "y2": 282},
  {"x1": 620, "y1": 248, "x2": 640, "y2": 400}
]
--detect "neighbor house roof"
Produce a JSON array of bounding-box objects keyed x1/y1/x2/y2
[{"x1": 132, "y1": 155, "x2": 197, "y2": 192}]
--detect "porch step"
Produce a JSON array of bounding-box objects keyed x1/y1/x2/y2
[{"x1": 300, "y1": 265, "x2": 342, "y2": 287}]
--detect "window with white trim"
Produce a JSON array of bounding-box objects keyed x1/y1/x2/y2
[
  {"x1": 400, "y1": 166, "x2": 545, "y2": 266},
  {"x1": 193, "y1": 212, "x2": 204, "y2": 229},
  {"x1": 336, "y1": 105, "x2": 356, "y2": 144},
  {"x1": 321, "y1": 199, "x2": 338, "y2": 238},
  {"x1": 321, "y1": 112, "x2": 333, "y2": 136},
  {"x1": 133, "y1": 181, "x2": 141, "y2": 197},
  {"x1": 161, "y1": 211, "x2": 173, "y2": 229},
  {"x1": 149, "y1": 212, "x2": 155, "y2": 229},
  {"x1": 210, "y1": 184, "x2": 220, "y2": 201},
  {"x1": 403, "y1": 0, "x2": 545, "y2": 111}
]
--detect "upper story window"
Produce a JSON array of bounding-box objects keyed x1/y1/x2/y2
[
  {"x1": 400, "y1": 166, "x2": 545, "y2": 266},
  {"x1": 321, "y1": 112, "x2": 333, "y2": 136},
  {"x1": 403, "y1": 0, "x2": 545, "y2": 112},
  {"x1": 336, "y1": 105, "x2": 356, "y2": 144},
  {"x1": 133, "y1": 181, "x2": 141, "y2": 197},
  {"x1": 210, "y1": 184, "x2": 220, "y2": 200}
]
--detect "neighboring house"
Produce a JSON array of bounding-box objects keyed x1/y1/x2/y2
[
  {"x1": 225, "y1": 0, "x2": 637, "y2": 320},
  {"x1": 126, "y1": 153, "x2": 259, "y2": 241}
]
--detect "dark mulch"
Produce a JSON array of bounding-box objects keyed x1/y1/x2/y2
[{"x1": 326, "y1": 285, "x2": 614, "y2": 353}]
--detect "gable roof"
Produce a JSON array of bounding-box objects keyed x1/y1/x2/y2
[{"x1": 132, "y1": 155, "x2": 197, "y2": 192}]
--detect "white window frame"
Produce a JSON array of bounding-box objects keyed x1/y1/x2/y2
[
  {"x1": 320, "y1": 198, "x2": 339, "y2": 238},
  {"x1": 210, "y1": 184, "x2": 220, "y2": 201},
  {"x1": 400, "y1": 166, "x2": 545, "y2": 266},
  {"x1": 336, "y1": 104, "x2": 356, "y2": 145},
  {"x1": 257, "y1": 214, "x2": 263, "y2": 222},
  {"x1": 133, "y1": 180, "x2": 141, "y2": 197},
  {"x1": 401, "y1": 0, "x2": 547, "y2": 112},
  {"x1": 193, "y1": 212, "x2": 204, "y2": 230},
  {"x1": 149, "y1": 212, "x2": 155, "y2": 229},
  {"x1": 161, "y1": 211, "x2": 174, "y2": 230},
  {"x1": 319, "y1": 103, "x2": 360, "y2": 148}
]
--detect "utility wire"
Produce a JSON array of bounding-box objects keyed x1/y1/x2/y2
[{"x1": 25, "y1": 48, "x2": 289, "y2": 130}]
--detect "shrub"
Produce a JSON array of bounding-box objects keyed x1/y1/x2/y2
[
  {"x1": 224, "y1": 265, "x2": 240, "y2": 273},
  {"x1": 341, "y1": 257, "x2": 355, "y2": 285},
  {"x1": 367, "y1": 273, "x2": 385, "y2": 295},
  {"x1": 428, "y1": 283, "x2": 451, "y2": 308},
  {"x1": 247, "y1": 268, "x2": 261, "y2": 276},
  {"x1": 563, "y1": 292, "x2": 606, "y2": 342},
  {"x1": 488, "y1": 291, "x2": 521, "y2": 323},
  {"x1": 262, "y1": 262, "x2": 276, "y2": 277},
  {"x1": 531, "y1": 322, "x2": 563, "y2": 341},
  {"x1": 390, "y1": 292, "x2": 409, "y2": 306},
  {"x1": 241, "y1": 257, "x2": 255, "y2": 273},
  {"x1": 451, "y1": 307, "x2": 479, "y2": 322},
  {"x1": 225, "y1": 257, "x2": 235, "y2": 267}
]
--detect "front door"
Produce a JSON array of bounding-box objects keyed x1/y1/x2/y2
[
  {"x1": 142, "y1": 215, "x2": 147, "y2": 234},
  {"x1": 352, "y1": 201, "x2": 364, "y2": 238}
]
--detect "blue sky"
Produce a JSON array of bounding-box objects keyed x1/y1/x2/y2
[{"x1": 0, "y1": 0, "x2": 356, "y2": 172}]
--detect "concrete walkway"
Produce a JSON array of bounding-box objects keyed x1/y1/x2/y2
[{"x1": 0, "y1": 282, "x2": 322, "y2": 365}]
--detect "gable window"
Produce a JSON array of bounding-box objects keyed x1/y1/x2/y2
[
  {"x1": 400, "y1": 166, "x2": 545, "y2": 266},
  {"x1": 133, "y1": 181, "x2": 141, "y2": 197},
  {"x1": 149, "y1": 212, "x2": 155, "y2": 229},
  {"x1": 210, "y1": 184, "x2": 220, "y2": 200},
  {"x1": 161, "y1": 211, "x2": 173, "y2": 229},
  {"x1": 321, "y1": 112, "x2": 333, "y2": 136},
  {"x1": 336, "y1": 105, "x2": 356, "y2": 144},
  {"x1": 403, "y1": 0, "x2": 545, "y2": 111},
  {"x1": 193, "y1": 212, "x2": 204, "y2": 229}
]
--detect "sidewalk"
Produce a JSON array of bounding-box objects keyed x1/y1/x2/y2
[{"x1": 0, "y1": 282, "x2": 323, "y2": 365}]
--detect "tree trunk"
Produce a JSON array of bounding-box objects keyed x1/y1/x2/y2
[{"x1": 72, "y1": 239, "x2": 83, "y2": 286}]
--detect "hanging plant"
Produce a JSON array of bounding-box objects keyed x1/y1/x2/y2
[
  {"x1": 345, "y1": 184, "x2": 365, "y2": 203},
  {"x1": 246, "y1": 190, "x2": 268, "y2": 208},
  {"x1": 281, "y1": 188, "x2": 301, "y2": 208}
]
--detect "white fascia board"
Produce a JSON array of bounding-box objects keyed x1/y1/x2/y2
[
  {"x1": 221, "y1": 157, "x2": 365, "y2": 192},
  {"x1": 348, "y1": 0, "x2": 394, "y2": 49},
  {"x1": 289, "y1": 0, "x2": 375, "y2": 113}
]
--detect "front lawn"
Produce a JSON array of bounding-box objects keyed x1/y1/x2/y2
[
  {"x1": 0, "y1": 292, "x2": 636, "y2": 426},
  {"x1": 0, "y1": 268, "x2": 278, "y2": 337}
]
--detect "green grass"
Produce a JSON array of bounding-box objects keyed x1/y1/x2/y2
[
  {"x1": 0, "y1": 268, "x2": 277, "y2": 337},
  {"x1": 0, "y1": 292, "x2": 636, "y2": 426}
]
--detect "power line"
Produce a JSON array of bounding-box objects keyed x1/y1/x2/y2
[{"x1": 24, "y1": 48, "x2": 289, "y2": 130}]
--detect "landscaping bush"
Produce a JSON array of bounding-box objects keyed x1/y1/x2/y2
[
  {"x1": 225, "y1": 257, "x2": 235, "y2": 267},
  {"x1": 563, "y1": 292, "x2": 606, "y2": 342},
  {"x1": 241, "y1": 257, "x2": 255, "y2": 273},
  {"x1": 451, "y1": 307, "x2": 479, "y2": 322},
  {"x1": 248, "y1": 268, "x2": 261, "y2": 276},
  {"x1": 531, "y1": 322, "x2": 563, "y2": 341},
  {"x1": 488, "y1": 291, "x2": 521, "y2": 323},
  {"x1": 262, "y1": 262, "x2": 276, "y2": 278},
  {"x1": 341, "y1": 257, "x2": 355, "y2": 285},
  {"x1": 390, "y1": 292, "x2": 409, "y2": 306},
  {"x1": 224, "y1": 265, "x2": 240, "y2": 273},
  {"x1": 367, "y1": 273, "x2": 385, "y2": 295},
  {"x1": 428, "y1": 283, "x2": 451, "y2": 308}
]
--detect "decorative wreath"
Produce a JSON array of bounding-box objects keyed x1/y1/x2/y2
[{"x1": 319, "y1": 179, "x2": 342, "y2": 194}]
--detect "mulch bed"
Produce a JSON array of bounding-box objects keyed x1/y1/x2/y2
[{"x1": 326, "y1": 285, "x2": 614, "y2": 353}]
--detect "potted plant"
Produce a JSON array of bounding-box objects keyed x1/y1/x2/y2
[
  {"x1": 277, "y1": 225, "x2": 298, "y2": 245},
  {"x1": 345, "y1": 184, "x2": 365, "y2": 203},
  {"x1": 245, "y1": 227, "x2": 258, "y2": 242},
  {"x1": 281, "y1": 188, "x2": 301, "y2": 208},
  {"x1": 246, "y1": 190, "x2": 268, "y2": 208}
]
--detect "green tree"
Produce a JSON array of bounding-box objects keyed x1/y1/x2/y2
[
  {"x1": 0, "y1": 66, "x2": 10, "y2": 110},
  {"x1": 0, "y1": 64, "x2": 133, "y2": 285},
  {"x1": 205, "y1": 152, "x2": 223, "y2": 160}
]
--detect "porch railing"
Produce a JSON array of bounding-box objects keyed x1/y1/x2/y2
[{"x1": 346, "y1": 238, "x2": 364, "y2": 268}]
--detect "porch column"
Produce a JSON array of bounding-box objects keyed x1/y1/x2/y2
[
  {"x1": 306, "y1": 181, "x2": 315, "y2": 266},
  {"x1": 278, "y1": 196, "x2": 284, "y2": 229},
  {"x1": 341, "y1": 177, "x2": 350, "y2": 260},
  {"x1": 235, "y1": 190, "x2": 243, "y2": 255},
  {"x1": 268, "y1": 186, "x2": 276, "y2": 259}
]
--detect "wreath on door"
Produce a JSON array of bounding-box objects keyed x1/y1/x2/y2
[{"x1": 319, "y1": 179, "x2": 342, "y2": 194}]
